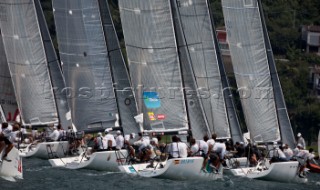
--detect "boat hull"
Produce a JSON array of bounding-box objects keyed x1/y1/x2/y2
[
  {"x1": 0, "y1": 147, "x2": 23, "y2": 181},
  {"x1": 230, "y1": 161, "x2": 305, "y2": 183},
  {"x1": 119, "y1": 157, "x2": 223, "y2": 180},
  {"x1": 49, "y1": 149, "x2": 128, "y2": 172},
  {"x1": 19, "y1": 141, "x2": 69, "y2": 159}
]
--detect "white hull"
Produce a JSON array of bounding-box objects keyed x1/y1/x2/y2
[
  {"x1": 49, "y1": 149, "x2": 128, "y2": 172},
  {"x1": 19, "y1": 141, "x2": 69, "y2": 159},
  {"x1": 0, "y1": 147, "x2": 23, "y2": 181},
  {"x1": 119, "y1": 157, "x2": 223, "y2": 180},
  {"x1": 230, "y1": 161, "x2": 306, "y2": 183}
]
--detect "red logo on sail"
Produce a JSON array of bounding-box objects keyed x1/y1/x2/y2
[{"x1": 157, "y1": 114, "x2": 165, "y2": 120}]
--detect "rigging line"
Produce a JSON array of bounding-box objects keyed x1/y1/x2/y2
[
  {"x1": 108, "y1": 47, "x2": 124, "y2": 53},
  {"x1": 177, "y1": 42, "x2": 203, "y2": 48}
]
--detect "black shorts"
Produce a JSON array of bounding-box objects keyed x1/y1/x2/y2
[
  {"x1": 0, "y1": 136, "x2": 12, "y2": 145},
  {"x1": 209, "y1": 152, "x2": 219, "y2": 161},
  {"x1": 201, "y1": 152, "x2": 208, "y2": 159}
]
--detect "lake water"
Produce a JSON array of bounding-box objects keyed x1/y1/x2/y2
[{"x1": 1, "y1": 158, "x2": 320, "y2": 190}]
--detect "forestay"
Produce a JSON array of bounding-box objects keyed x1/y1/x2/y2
[
  {"x1": 0, "y1": 0, "x2": 59, "y2": 125},
  {"x1": 98, "y1": 0, "x2": 139, "y2": 135},
  {"x1": 222, "y1": 0, "x2": 280, "y2": 142},
  {"x1": 53, "y1": 0, "x2": 118, "y2": 132},
  {"x1": 35, "y1": 0, "x2": 72, "y2": 129},
  {"x1": 119, "y1": 0, "x2": 189, "y2": 132},
  {"x1": 0, "y1": 28, "x2": 18, "y2": 123}
]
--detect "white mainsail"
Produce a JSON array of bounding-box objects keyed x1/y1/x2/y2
[
  {"x1": 35, "y1": 0, "x2": 72, "y2": 129},
  {"x1": 0, "y1": 0, "x2": 59, "y2": 125},
  {"x1": 222, "y1": 0, "x2": 295, "y2": 146},
  {"x1": 119, "y1": 0, "x2": 189, "y2": 133},
  {"x1": 257, "y1": 0, "x2": 295, "y2": 147},
  {"x1": 53, "y1": 0, "x2": 119, "y2": 132},
  {"x1": 222, "y1": 0, "x2": 281, "y2": 143}
]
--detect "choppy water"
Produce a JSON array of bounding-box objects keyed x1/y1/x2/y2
[{"x1": 1, "y1": 158, "x2": 320, "y2": 190}]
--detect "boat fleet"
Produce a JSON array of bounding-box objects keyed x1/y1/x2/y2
[{"x1": 0, "y1": 0, "x2": 319, "y2": 183}]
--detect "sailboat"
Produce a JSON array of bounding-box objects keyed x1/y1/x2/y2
[
  {"x1": 0, "y1": 27, "x2": 23, "y2": 182},
  {"x1": 221, "y1": 0, "x2": 305, "y2": 182},
  {"x1": 48, "y1": 0, "x2": 140, "y2": 172},
  {"x1": 117, "y1": 0, "x2": 245, "y2": 180},
  {"x1": 306, "y1": 130, "x2": 320, "y2": 173},
  {"x1": 171, "y1": 0, "x2": 247, "y2": 169},
  {"x1": 0, "y1": 0, "x2": 71, "y2": 159}
]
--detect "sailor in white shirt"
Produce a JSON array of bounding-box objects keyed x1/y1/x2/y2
[
  {"x1": 133, "y1": 133, "x2": 150, "y2": 152},
  {"x1": 168, "y1": 135, "x2": 187, "y2": 158},
  {"x1": 269, "y1": 142, "x2": 287, "y2": 161},
  {"x1": 207, "y1": 138, "x2": 215, "y2": 152},
  {"x1": 213, "y1": 141, "x2": 227, "y2": 160},
  {"x1": 115, "y1": 130, "x2": 124, "y2": 150},
  {"x1": 124, "y1": 133, "x2": 136, "y2": 146},
  {"x1": 282, "y1": 144, "x2": 293, "y2": 160},
  {"x1": 189, "y1": 138, "x2": 199, "y2": 156},
  {"x1": 104, "y1": 129, "x2": 116, "y2": 150},
  {"x1": 96, "y1": 132, "x2": 105, "y2": 150},
  {"x1": 177, "y1": 138, "x2": 188, "y2": 158},
  {"x1": 48, "y1": 126, "x2": 60, "y2": 141},
  {"x1": 198, "y1": 139, "x2": 209, "y2": 156}
]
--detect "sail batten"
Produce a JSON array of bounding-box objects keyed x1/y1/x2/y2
[
  {"x1": 119, "y1": 0, "x2": 189, "y2": 132},
  {"x1": 53, "y1": 0, "x2": 118, "y2": 132},
  {"x1": 0, "y1": 0, "x2": 59, "y2": 125},
  {"x1": 222, "y1": 0, "x2": 281, "y2": 142}
]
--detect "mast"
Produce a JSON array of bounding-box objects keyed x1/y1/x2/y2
[
  {"x1": 257, "y1": 0, "x2": 295, "y2": 147},
  {"x1": 206, "y1": 0, "x2": 243, "y2": 142}
]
